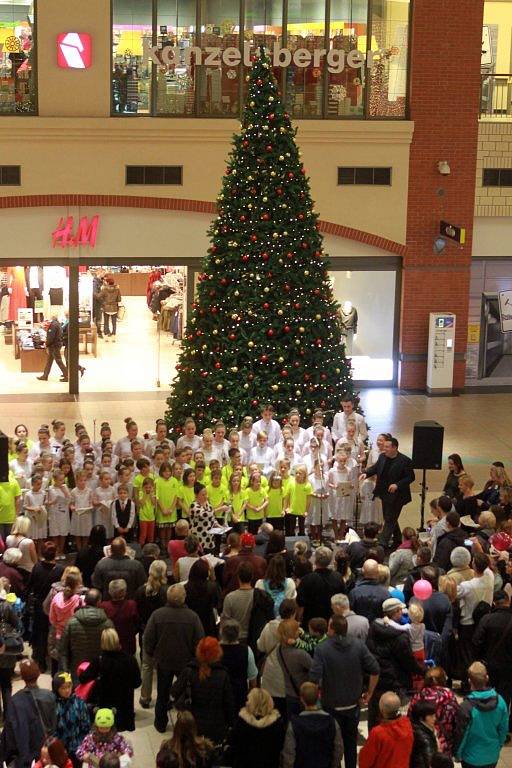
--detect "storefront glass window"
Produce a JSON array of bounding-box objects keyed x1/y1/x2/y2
[
  {"x1": 197, "y1": 0, "x2": 241, "y2": 115},
  {"x1": 367, "y1": 0, "x2": 409, "y2": 117},
  {"x1": 327, "y1": 0, "x2": 368, "y2": 118},
  {"x1": 156, "y1": 0, "x2": 197, "y2": 115},
  {"x1": 329, "y1": 268, "x2": 396, "y2": 381},
  {"x1": 111, "y1": 0, "x2": 410, "y2": 118},
  {"x1": 0, "y1": 1, "x2": 36, "y2": 114},
  {"x1": 112, "y1": 0, "x2": 153, "y2": 114},
  {"x1": 286, "y1": 0, "x2": 326, "y2": 118}
]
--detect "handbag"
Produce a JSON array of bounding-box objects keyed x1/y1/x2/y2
[
  {"x1": 0, "y1": 602, "x2": 24, "y2": 656},
  {"x1": 171, "y1": 668, "x2": 192, "y2": 711},
  {"x1": 117, "y1": 304, "x2": 126, "y2": 321}
]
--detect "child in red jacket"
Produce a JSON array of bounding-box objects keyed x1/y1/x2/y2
[{"x1": 359, "y1": 692, "x2": 413, "y2": 768}]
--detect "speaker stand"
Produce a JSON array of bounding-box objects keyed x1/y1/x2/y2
[{"x1": 419, "y1": 469, "x2": 428, "y2": 532}]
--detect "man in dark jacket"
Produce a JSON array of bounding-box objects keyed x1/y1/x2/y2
[
  {"x1": 367, "y1": 597, "x2": 423, "y2": 730},
  {"x1": 0, "y1": 659, "x2": 56, "y2": 768},
  {"x1": 310, "y1": 615, "x2": 379, "y2": 768},
  {"x1": 347, "y1": 522, "x2": 385, "y2": 571},
  {"x1": 419, "y1": 565, "x2": 453, "y2": 642},
  {"x1": 144, "y1": 583, "x2": 204, "y2": 733},
  {"x1": 282, "y1": 682, "x2": 342, "y2": 768},
  {"x1": 37, "y1": 313, "x2": 68, "y2": 382},
  {"x1": 361, "y1": 437, "x2": 415, "y2": 549},
  {"x1": 433, "y1": 510, "x2": 467, "y2": 572},
  {"x1": 59, "y1": 589, "x2": 113, "y2": 674},
  {"x1": 92, "y1": 537, "x2": 147, "y2": 598},
  {"x1": 222, "y1": 532, "x2": 267, "y2": 596},
  {"x1": 473, "y1": 590, "x2": 512, "y2": 727},
  {"x1": 348, "y1": 559, "x2": 389, "y2": 623},
  {"x1": 403, "y1": 547, "x2": 432, "y2": 604},
  {"x1": 296, "y1": 547, "x2": 345, "y2": 628}
]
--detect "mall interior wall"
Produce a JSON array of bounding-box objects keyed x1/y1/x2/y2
[{"x1": 399, "y1": 0, "x2": 484, "y2": 390}]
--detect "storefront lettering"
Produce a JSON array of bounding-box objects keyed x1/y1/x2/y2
[
  {"x1": 52, "y1": 215, "x2": 100, "y2": 249},
  {"x1": 144, "y1": 40, "x2": 376, "y2": 75}
]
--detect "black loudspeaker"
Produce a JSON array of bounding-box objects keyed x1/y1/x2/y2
[
  {"x1": 412, "y1": 421, "x2": 444, "y2": 470},
  {"x1": 0, "y1": 432, "x2": 8, "y2": 483},
  {"x1": 285, "y1": 535, "x2": 311, "y2": 555}
]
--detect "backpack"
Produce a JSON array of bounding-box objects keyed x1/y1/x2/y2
[
  {"x1": 263, "y1": 579, "x2": 286, "y2": 618},
  {"x1": 247, "y1": 589, "x2": 274, "y2": 654}
]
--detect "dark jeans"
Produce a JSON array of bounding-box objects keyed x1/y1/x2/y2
[
  {"x1": 42, "y1": 345, "x2": 68, "y2": 379},
  {"x1": 285, "y1": 514, "x2": 305, "y2": 537},
  {"x1": 329, "y1": 705, "x2": 360, "y2": 768},
  {"x1": 491, "y1": 673, "x2": 512, "y2": 729},
  {"x1": 155, "y1": 667, "x2": 179, "y2": 731},
  {"x1": 0, "y1": 667, "x2": 13, "y2": 715},
  {"x1": 103, "y1": 312, "x2": 117, "y2": 335},
  {"x1": 378, "y1": 493, "x2": 404, "y2": 548}
]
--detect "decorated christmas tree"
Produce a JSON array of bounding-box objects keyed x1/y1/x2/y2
[{"x1": 166, "y1": 48, "x2": 356, "y2": 436}]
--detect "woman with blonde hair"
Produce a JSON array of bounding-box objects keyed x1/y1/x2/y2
[
  {"x1": 171, "y1": 637, "x2": 234, "y2": 744},
  {"x1": 134, "y1": 559, "x2": 168, "y2": 709},
  {"x1": 6, "y1": 515, "x2": 37, "y2": 575},
  {"x1": 229, "y1": 687, "x2": 285, "y2": 768},
  {"x1": 276, "y1": 618, "x2": 312, "y2": 718},
  {"x1": 80, "y1": 627, "x2": 140, "y2": 732}
]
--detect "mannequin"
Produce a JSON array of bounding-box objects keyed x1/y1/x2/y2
[
  {"x1": 339, "y1": 300, "x2": 358, "y2": 354},
  {"x1": 7, "y1": 266, "x2": 27, "y2": 322}
]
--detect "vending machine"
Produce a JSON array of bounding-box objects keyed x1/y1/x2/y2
[{"x1": 426, "y1": 313, "x2": 456, "y2": 394}]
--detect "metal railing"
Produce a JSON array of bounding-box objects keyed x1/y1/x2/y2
[{"x1": 481, "y1": 73, "x2": 512, "y2": 118}]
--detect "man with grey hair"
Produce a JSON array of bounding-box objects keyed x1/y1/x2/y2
[
  {"x1": 100, "y1": 577, "x2": 139, "y2": 656},
  {"x1": 0, "y1": 548, "x2": 25, "y2": 596},
  {"x1": 255, "y1": 521, "x2": 274, "y2": 557},
  {"x1": 331, "y1": 593, "x2": 369, "y2": 641},
  {"x1": 296, "y1": 546, "x2": 345, "y2": 628},
  {"x1": 144, "y1": 583, "x2": 204, "y2": 733}
]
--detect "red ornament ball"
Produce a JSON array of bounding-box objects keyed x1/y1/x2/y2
[
  {"x1": 214, "y1": 362, "x2": 222, "y2": 369},
  {"x1": 201, "y1": 371, "x2": 208, "y2": 378},
  {"x1": 283, "y1": 284, "x2": 291, "y2": 293},
  {"x1": 266, "y1": 145, "x2": 273, "y2": 152},
  {"x1": 207, "y1": 396, "x2": 215, "y2": 404},
  {"x1": 250, "y1": 234, "x2": 258, "y2": 242},
  {"x1": 293, "y1": 361, "x2": 300, "y2": 368},
  {"x1": 286, "y1": 252, "x2": 293, "y2": 260},
  {"x1": 266, "y1": 329, "x2": 275, "y2": 338},
  {"x1": 268, "y1": 113, "x2": 275, "y2": 120},
  {"x1": 320, "y1": 373, "x2": 327, "y2": 380},
  {"x1": 294, "y1": 302, "x2": 300, "y2": 310},
  {"x1": 283, "y1": 325, "x2": 291, "y2": 333},
  {"x1": 314, "y1": 288, "x2": 321, "y2": 295},
  {"x1": 220, "y1": 277, "x2": 229, "y2": 286},
  {"x1": 242, "y1": 140, "x2": 249, "y2": 148},
  {"x1": 260, "y1": 354, "x2": 268, "y2": 363},
  {"x1": 281, "y1": 370, "x2": 288, "y2": 378},
  {"x1": 251, "y1": 399, "x2": 259, "y2": 407},
  {"x1": 256, "y1": 78, "x2": 263, "y2": 86},
  {"x1": 187, "y1": 334, "x2": 194, "y2": 341},
  {"x1": 261, "y1": 252, "x2": 269, "y2": 262},
  {"x1": 297, "y1": 213, "x2": 304, "y2": 220},
  {"x1": 228, "y1": 333, "x2": 236, "y2": 341},
  {"x1": 262, "y1": 302, "x2": 270, "y2": 310},
  {"x1": 277, "y1": 187, "x2": 283, "y2": 195},
  {"x1": 239, "y1": 215, "x2": 246, "y2": 222},
  {"x1": 304, "y1": 373, "x2": 310, "y2": 381},
  {"x1": 261, "y1": 213, "x2": 270, "y2": 221},
  {"x1": 211, "y1": 306, "x2": 218, "y2": 314},
  {"x1": 242, "y1": 254, "x2": 250, "y2": 263},
  {"x1": 248, "y1": 373, "x2": 254, "y2": 381}
]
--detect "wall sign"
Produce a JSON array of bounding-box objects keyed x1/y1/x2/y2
[
  {"x1": 498, "y1": 291, "x2": 512, "y2": 333},
  {"x1": 57, "y1": 33, "x2": 92, "y2": 69},
  {"x1": 18, "y1": 308, "x2": 33, "y2": 330},
  {"x1": 52, "y1": 215, "x2": 100, "y2": 248}
]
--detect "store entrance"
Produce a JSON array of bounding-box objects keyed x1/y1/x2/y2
[{"x1": 78, "y1": 265, "x2": 186, "y2": 393}]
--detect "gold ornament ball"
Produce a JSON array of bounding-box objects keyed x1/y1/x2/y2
[
  {"x1": 299, "y1": 326, "x2": 305, "y2": 333},
  {"x1": 231, "y1": 366, "x2": 238, "y2": 373},
  {"x1": 304, "y1": 270, "x2": 310, "y2": 276},
  {"x1": 278, "y1": 309, "x2": 283, "y2": 316},
  {"x1": 316, "y1": 314, "x2": 321, "y2": 320},
  {"x1": 264, "y1": 286, "x2": 270, "y2": 293},
  {"x1": 295, "y1": 339, "x2": 301, "y2": 345},
  {"x1": 296, "y1": 390, "x2": 301, "y2": 396},
  {"x1": 250, "y1": 101, "x2": 255, "y2": 107},
  {"x1": 278, "y1": 356, "x2": 284, "y2": 363},
  {"x1": 212, "y1": 329, "x2": 218, "y2": 335},
  {"x1": 263, "y1": 196, "x2": 268, "y2": 202},
  {"x1": 271, "y1": 384, "x2": 279, "y2": 391},
  {"x1": 215, "y1": 258, "x2": 220, "y2": 264},
  {"x1": 306, "y1": 408, "x2": 311, "y2": 415},
  {"x1": 234, "y1": 290, "x2": 239, "y2": 296},
  {"x1": 217, "y1": 384, "x2": 223, "y2": 391},
  {"x1": 279, "y1": 155, "x2": 284, "y2": 161},
  {"x1": 270, "y1": 171, "x2": 276, "y2": 177},
  {"x1": 335, "y1": 368, "x2": 340, "y2": 374},
  {"x1": 245, "y1": 75, "x2": 250, "y2": 81},
  {"x1": 202, "y1": 344, "x2": 207, "y2": 350},
  {"x1": 248, "y1": 341, "x2": 255, "y2": 347},
  {"x1": 269, "y1": 95, "x2": 274, "y2": 101},
  {"x1": 272, "y1": 232, "x2": 279, "y2": 239},
  {"x1": 244, "y1": 383, "x2": 249, "y2": 389},
  {"x1": 187, "y1": 390, "x2": 193, "y2": 396}
]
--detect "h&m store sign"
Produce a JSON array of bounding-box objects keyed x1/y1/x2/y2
[{"x1": 52, "y1": 215, "x2": 100, "y2": 248}]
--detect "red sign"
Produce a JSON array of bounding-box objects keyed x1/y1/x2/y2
[
  {"x1": 57, "y1": 33, "x2": 92, "y2": 69},
  {"x1": 52, "y1": 216, "x2": 100, "y2": 248}
]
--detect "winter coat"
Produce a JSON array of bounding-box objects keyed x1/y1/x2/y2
[
  {"x1": 75, "y1": 728, "x2": 133, "y2": 766},
  {"x1": 421, "y1": 591, "x2": 453, "y2": 641},
  {"x1": 171, "y1": 659, "x2": 234, "y2": 744},
  {"x1": 99, "y1": 598, "x2": 139, "y2": 655},
  {"x1": 349, "y1": 579, "x2": 389, "y2": 623},
  {"x1": 410, "y1": 721, "x2": 438, "y2": 768},
  {"x1": 388, "y1": 546, "x2": 415, "y2": 586},
  {"x1": 408, "y1": 686, "x2": 460, "y2": 756},
  {"x1": 433, "y1": 527, "x2": 467, "y2": 572},
  {"x1": 144, "y1": 604, "x2": 204, "y2": 672},
  {"x1": 100, "y1": 283, "x2": 121, "y2": 314},
  {"x1": 49, "y1": 591, "x2": 84, "y2": 639},
  {"x1": 358, "y1": 715, "x2": 413, "y2": 768},
  {"x1": 367, "y1": 619, "x2": 423, "y2": 693},
  {"x1": 91, "y1": 554, "x2": 147, "y2": 599},
  {"x1": 134, "y1": 583, "x2": 167, "y2": 632},
  {"x1": 229, "y1": 707, "x2": 285, "y2": 768},
  {"x1": 347, "y1": 539, "x2": 385, "y2": 571},
  {"x1": 282, "y1": 710, "x2": 342, "y2": 768},
  {"x1": 455, "y1": 688, "x2": 509, "y2": 766},
  {"x1": 83, "y1": 649, "x2": 141, "y2": 732},
  {"x1": 59, "y1": 606, "x2": 113, "y2": 674},
  {"x1": 54, "y1": 693, "x2": 90, "y2": 756}
]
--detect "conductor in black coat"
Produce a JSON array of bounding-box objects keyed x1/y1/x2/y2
[{"x1": 361, "y1": 436, "x2": 415, "y2": 549}]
